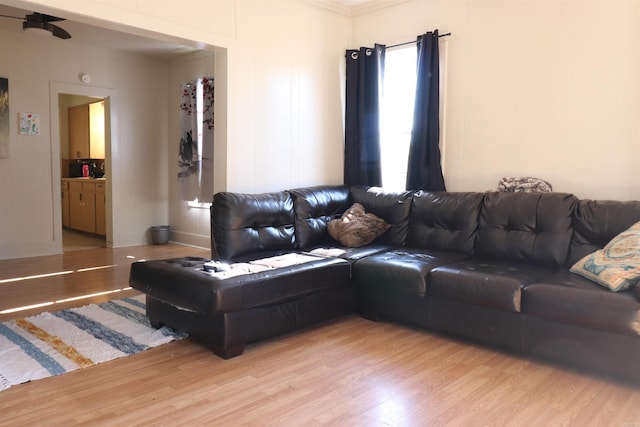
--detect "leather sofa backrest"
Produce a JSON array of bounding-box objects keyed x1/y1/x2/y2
[
  {"x1": 568, "y1": 199, "x2": 640, "y2": 266},
  {"x1": 288, "y1": 185, "x2": 352, "y2": 249},
  {"x1": 350, "y1": 186, "x2": 414, "y2": 246},
  {"x1": 475, "y1": 192, "x2": 577, "y2": 267},
  {"x1": 407, "y1": 191, "x2": 484, "y2": 253},
  {"x1": 210, "y1": 191, "x2": 296, "y2": 260}
]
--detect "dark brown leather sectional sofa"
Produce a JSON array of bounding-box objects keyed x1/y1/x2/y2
[{"x1": 129, "y1": 185, "x2": 640, "y2": 382}]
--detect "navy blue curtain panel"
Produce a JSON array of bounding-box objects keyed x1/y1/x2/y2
[
  {"x1": 406, "y1": 31, "x2": 446, "y2": 192},
  {"x1": 344, "y1": 44, "x2": 385, "y2": 187}
]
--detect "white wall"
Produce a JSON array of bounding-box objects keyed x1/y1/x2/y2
[
  {"x1": 6, "y1": 0, "x2": 636, "y2": 260},
  {"x1": 0, "y1": 0, "x2": 351, "y2": 259},
  {"x1": 225, "y1": 1, "x2": 350, "y2": 192},
  {"x1": 352, "y1": 0, "x2": 640, "y2": 200},
  {"x1": 167, "y1": 1, "x2": 350, "y2": 248},
  {"x1": 13, "y1": 0, "x2": 351, "y2": 194},
  {"x1": 0, "y1": 24, "x2": 170, "y2": 259}
]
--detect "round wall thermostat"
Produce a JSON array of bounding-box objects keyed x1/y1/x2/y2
[{"x1": 80, "y1": 73, "x2": 91, "y2": 84}]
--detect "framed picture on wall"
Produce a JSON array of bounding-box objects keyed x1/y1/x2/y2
[
  {"x1": 0, "y1": 77, "x2": 8, "y2": 158},
  {"x1": 19, "y1": 113, "x2": 39, "y2": 136}
]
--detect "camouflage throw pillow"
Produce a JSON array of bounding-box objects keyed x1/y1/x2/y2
[{"x1": 327, "y1": 203, "x2": 390, "y2": 247}]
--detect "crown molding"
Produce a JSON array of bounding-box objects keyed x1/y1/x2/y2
[
  {"x1": 299, "y1": 0, "x2": 409, "y2": 17},
  {"x1": 299, "y1": 0, "x2": 351, "y2": 15},
  {"x1": 350, "y1": 0, "x2": 410, "y2": 16}
]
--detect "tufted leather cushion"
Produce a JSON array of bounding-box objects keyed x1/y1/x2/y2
[
  {"x1": 350, "y1": 186, "x2": 414, "y2": 246},
  {"x1": 475, "y1": 192, "x2": 577, "y2": 267},
  {"x1": 568, "y1": 199, "x2": 640, "y2": 266},
  {"x1": 407, "y1": 191, "x2": 484, "y2": 253},
  {"x1": 211, "y1": 191, "x2": 295, "y2": 260},
  {"x1": 429, "y1": 259, "x2": 557, "y2": 313},
  {"x1": 355, "y1": 248, "x2": 469, "y2": 296},
  {"x1": 288, "y1": 185, "x2": 351, "y2": 249}
]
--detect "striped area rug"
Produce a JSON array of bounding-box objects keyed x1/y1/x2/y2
[{"x1": 0, "y1": 295, "x2": 187, "y2": 392}]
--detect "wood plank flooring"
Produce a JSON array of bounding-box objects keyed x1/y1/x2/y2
[
  {"x1": 1, "y1": 244, "x2": 639, "y2": 426},
  {"x1": 62, "y1": 228, "x2": 107, "y2": 252}
]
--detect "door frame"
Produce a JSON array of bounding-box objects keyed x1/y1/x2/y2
[{"x1": 50, "y1": 82, "x2": 119, "y2": 249}]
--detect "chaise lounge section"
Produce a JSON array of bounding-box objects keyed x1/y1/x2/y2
[
  {"x1": 130, "y1": 186, "x2": 413, "y2": 358},
  {"x1": 129, "y1": 185, "x2": 640, "y2": 382}
]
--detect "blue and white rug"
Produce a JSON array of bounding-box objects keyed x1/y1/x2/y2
[{"x1": 0, "y1": 295, "x2": 187, "y2": 392}]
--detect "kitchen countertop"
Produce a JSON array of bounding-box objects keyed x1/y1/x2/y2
[{"x1": 62, "y1": 177, "x2": 106, "y2": 181}]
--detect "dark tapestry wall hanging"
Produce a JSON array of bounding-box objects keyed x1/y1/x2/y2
[
  {"x1": 0, "y1": 78, "x2": 8, "y2": 158},
  {"x1": 178, "y1": 77, "x2": 214, "y2": 201}
]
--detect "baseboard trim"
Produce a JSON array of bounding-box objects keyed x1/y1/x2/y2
[{"x1": 169, "y1": 230, "x2": 210, "y2": 250}]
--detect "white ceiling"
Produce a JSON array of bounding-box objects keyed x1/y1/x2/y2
[
  {"x1": 329, "y1": 0, "x2": 374, "y2": 5},
  {"x1": 0, "y1": 4, "x2": 203, "y2": 59},
  {"x1": 0, "y1": 1, "x2": 384, "y2": 59}
]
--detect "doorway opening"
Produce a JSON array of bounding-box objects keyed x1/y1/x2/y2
[
  {"x1": 49, "y1": 82, "x2": 117, "y2": 254},
  {"x1": 59, "y1": 94, "x2": 107, "y2": 252}
]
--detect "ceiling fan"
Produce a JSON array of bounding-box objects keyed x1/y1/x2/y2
[{"x1": 0, "y1": 12, "x2": 71, "y2": 39}]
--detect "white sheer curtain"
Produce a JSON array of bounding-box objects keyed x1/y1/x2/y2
[{"x1": 177, "y1": 77, "x2": 214, "y2": 202}]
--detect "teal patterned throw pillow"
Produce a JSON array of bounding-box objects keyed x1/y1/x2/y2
[{"x1": 570, "y1": 221, "x2": 640, "y2": 292}]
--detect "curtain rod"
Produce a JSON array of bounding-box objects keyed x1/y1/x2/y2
[{"x1": 387, "y1": 32, "x2": 451, "y2": 49}]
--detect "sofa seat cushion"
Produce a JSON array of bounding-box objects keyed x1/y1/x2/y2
[
  {"x1": 429, "y1": 259, "x2": 557, "y2": 313},
  {"x1": 355, "y1": 249, "x2": 469, "y2": 296},
  {"x1": 129, "y1": 255, "x2": 352, "y2": 315},
  {"x1": 523, "y1": 270, "x2": 640, "y2": 337},
  {"x1": 307, "y1": 244, "x2": 398, "y2": 264}
]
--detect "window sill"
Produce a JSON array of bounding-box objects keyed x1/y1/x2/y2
[{"x1": 187, "y1": 200, "x2": 211, "y2": 209}]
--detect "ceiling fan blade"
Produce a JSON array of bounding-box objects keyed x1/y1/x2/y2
[
  {"x1": 25, "y1": 12, "x2": 65, "y2": 23},
  {"x1": 41, "y1": 14, "x2": 66, "y2": 22},
  {"x1": 22, "y1": 13, "x2": 71, "y2": 39},
  {"x1": 50, "y1": 23, "x2": 71, "y2": 39}
]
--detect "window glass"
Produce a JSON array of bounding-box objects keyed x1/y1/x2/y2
[{"x1": 380, "y1": 46, "x2": 417, "y2": 191}]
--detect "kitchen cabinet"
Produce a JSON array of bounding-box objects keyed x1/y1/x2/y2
[
  {"x1": 68, "y1": 181, "x2": 96, "y2": 234},
  {"x1": 68, "y1": 105, "x2": 88, "y2": 158},
  {"x1": 68, "y1": 101, "x2": 105, "y2": 159},
  {"x1": 95, "y1": 182, "x2": 106, "y2": 236},
  {"x1": 63, "y1": 178, "x2": 107, "y2": 235},
  {"x1": 61, "y1": 181, "x2": 70, "y2": 228}
]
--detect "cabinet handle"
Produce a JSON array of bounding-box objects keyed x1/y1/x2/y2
[
  {"x1": 80, "y1": 193, "x2": 83, "y2": 202},
  {"x1": 77, "y1": 151, "x2": 81, "y2": 157}
]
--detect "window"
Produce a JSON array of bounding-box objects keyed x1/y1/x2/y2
[{"x1": 380, "y1": 46, "x2": 417, "y2": 191}]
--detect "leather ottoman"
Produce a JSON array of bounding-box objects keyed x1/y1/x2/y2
[{"x1": 129, "y1": 255, "x2": 356, "y2": 358}]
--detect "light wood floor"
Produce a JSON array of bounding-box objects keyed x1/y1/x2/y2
[
  {"x1": 62, "y1": 228, "x2": 107, "y2": 252},
  {"x1": 1, "y1": 244, "x2": 639, "y2": 426}
]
